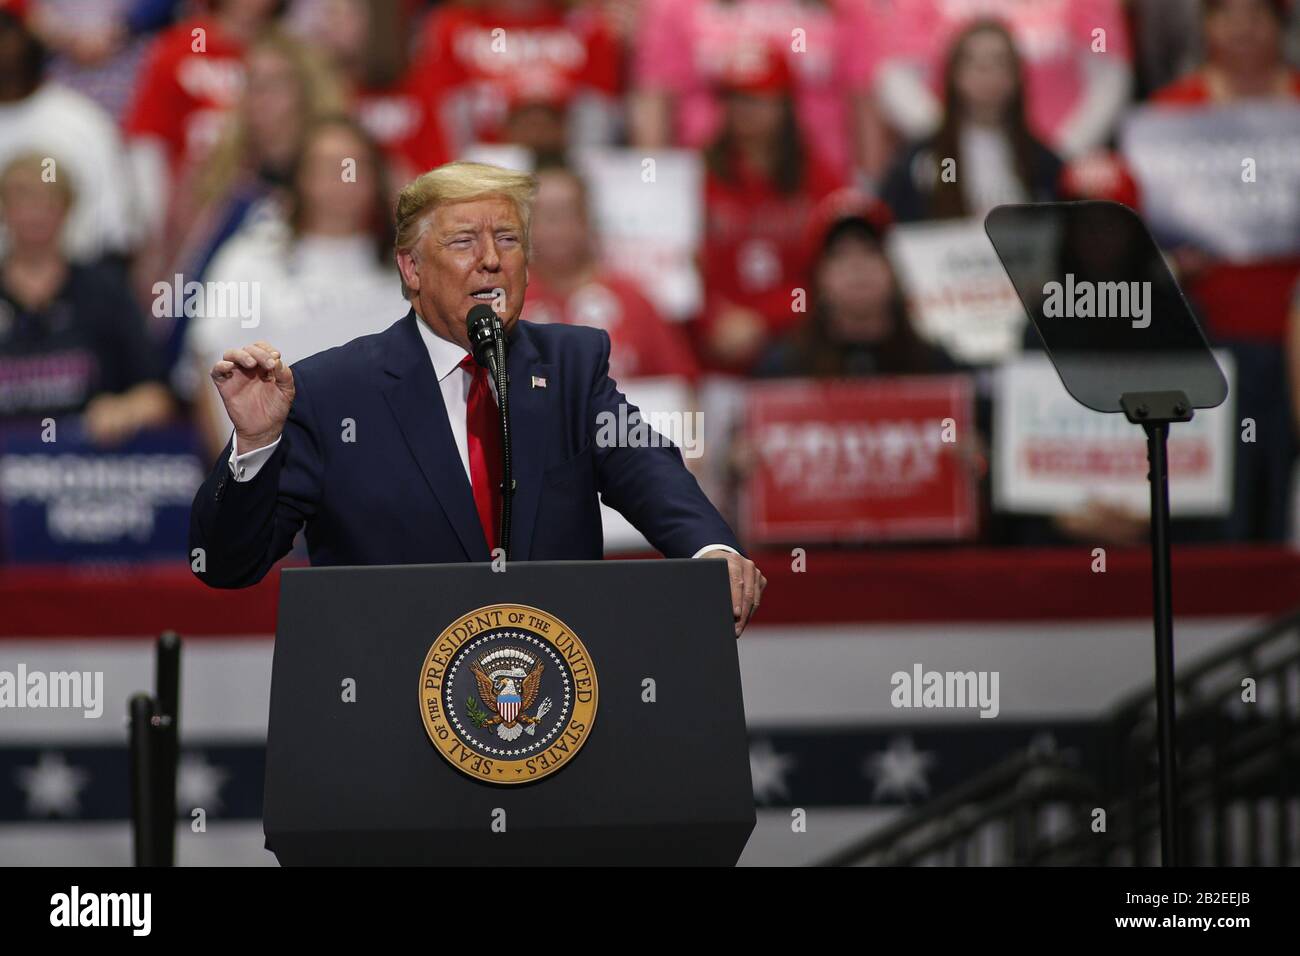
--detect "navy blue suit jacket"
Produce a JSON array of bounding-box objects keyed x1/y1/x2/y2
[{"x1": 189, "y1": 311, "x2": 742, "y2": 588}]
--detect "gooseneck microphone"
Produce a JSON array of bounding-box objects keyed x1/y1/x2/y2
[
  {"x1": 467, "y1": 303, "x2": 501, "y2": 379},
  {"x1": 466, "y1": 303, "x2": 513, "y2": 560}
]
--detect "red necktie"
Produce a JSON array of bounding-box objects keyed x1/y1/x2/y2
[{"x1": 459, "y1": 355, "x2": 503, "y2": 552}]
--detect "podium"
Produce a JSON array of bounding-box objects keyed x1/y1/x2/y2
[{"x1": 263, "y1": 559, "x2": 756, "y2": 865}]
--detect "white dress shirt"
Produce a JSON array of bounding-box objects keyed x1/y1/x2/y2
[{"x1": 225, "y1": 315, "x2": 736, "y2": 560}]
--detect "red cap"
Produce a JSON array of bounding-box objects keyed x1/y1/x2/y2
[
  {"x1": 0, "y1": 0, "x2": 30, "y2": 21},
  {"x1": 804, "y1": 187, "x2": 895, "y2": 256},
  {"x1": 716, "y1": 39, "x2": 794, "y2": 95}
]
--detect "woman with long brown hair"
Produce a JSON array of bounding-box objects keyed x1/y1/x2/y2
[
  {"x1": 148, "y1": 29, "x2": 346, "y2": 289},
  {"x1": 879, "y1": 19, "x2": 1062, "y2": 223},
  {"x1": 183, "y1": 115, "x2": 406, "y2": 461}
]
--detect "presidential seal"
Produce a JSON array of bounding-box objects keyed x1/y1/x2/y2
[{"x1": 419, "y1": 604, "x2": 598, "y2": 784}]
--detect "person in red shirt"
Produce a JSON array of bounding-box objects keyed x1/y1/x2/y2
[
  {"x1": 1150, "y1": 0, "x2": 1300, "y2": 346},
  {"x1": 695, "y1": 37, "x2": 847, "y2": 373},
  {"x1": 522, "y1": 162, "x2": 699, "y2": 382},
  {"x1": 413, "y1": 0, "x2": 622, "y2": 156},
  {"x1": 296, "y1": 0, "x2": 449, "y2": 185},
  {"x1": 497, "y1": 69, "x2": 576, "y2": 163},
  {"x1": 122, "y1": 0, "x2": 284, "y2": 235},
  {"x1": 1150, "y1": 0, "x2": 1300, "y2": 542}
]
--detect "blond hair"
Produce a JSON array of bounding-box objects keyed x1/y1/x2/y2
[
  {"x1": 196, "y1": 29, "x2": 346, "y2": 204},
  {"x1": 0, "y1": 152, "x2": 76, "y2": 206},
  {"x1": 394, "y1": 160, "x2": 539, "y2": 298}
]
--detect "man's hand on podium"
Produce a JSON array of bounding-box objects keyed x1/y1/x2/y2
[{"x1": 700, "y1": 549, "x2": 766, "y2": 638}]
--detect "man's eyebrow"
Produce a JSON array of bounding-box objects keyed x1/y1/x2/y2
[{"x1": 439, "y1": 223, "x2": 520, "y2": 235}]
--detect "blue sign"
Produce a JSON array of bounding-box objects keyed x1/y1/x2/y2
[
  {"x1": 0, "y1": 422, "x2": 205, "y2": 564},
  {"x1": 1121, "y1": 104, "x2": 1300, "y2": 262}
]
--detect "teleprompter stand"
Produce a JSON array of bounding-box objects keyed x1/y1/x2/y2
[{"x1": 986, "y1": 201, "x2": 1229, "y2": 866}]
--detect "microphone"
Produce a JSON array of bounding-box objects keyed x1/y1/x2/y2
[
  {"x1": 464, "y1": 301, "x2": 513, "y2": 560},
  {"x1": 466, "y1": 303, "x2": 503, "y2": 379}
]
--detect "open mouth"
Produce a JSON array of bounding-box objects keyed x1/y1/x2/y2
[{"x1": 469, "y1": 287, "x2": 502, "y2": 302}]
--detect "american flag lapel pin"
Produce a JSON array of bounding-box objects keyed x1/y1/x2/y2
[{"x1": 531, "y1": 375, "x2": 547, "y2": 389}]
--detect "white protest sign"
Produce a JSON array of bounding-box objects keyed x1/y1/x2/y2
[
  {"x1": 994, "y1": 351, "x2": 1236, "y2": 516},
  {"x1": 886, "y1": 218, "x2": 1026, "y2": 364},
  {"x1": 570, "y1": 147, "x2": 703, "y2": 322}
]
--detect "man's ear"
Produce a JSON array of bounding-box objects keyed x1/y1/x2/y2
[{"x1": 396, "y1": 248, "x2": 420, "y2": 295}]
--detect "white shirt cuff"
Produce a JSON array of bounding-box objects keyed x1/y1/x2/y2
[
  {"x1": 227, "y1": 430, "x2": 282, "y2": 482},
  {"x1": 692, "y1": 544, "x2": 739, "y2": 559}
]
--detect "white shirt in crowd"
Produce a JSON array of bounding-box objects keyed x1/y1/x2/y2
[
  {"x1": 958, "y1": 124, "x2": 1031, "y2": 221},
  {"x1": 184, "y1": 215, "x2": 409, "y2": 439},
  {"x1": 0, "y1": 82, "x2": 138, "y2": 261}
]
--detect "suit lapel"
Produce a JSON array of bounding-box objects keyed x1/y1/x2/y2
[
  {"x1": 503, "y1": 323, "x2": 552, "y2": 561},
  {"x1": 380, "y1": 311, "x2": 489, "y2": 562}
]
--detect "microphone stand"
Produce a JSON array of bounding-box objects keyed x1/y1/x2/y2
[
  {"x1": 493, "y1": 325, "x2": 513, "y2": 561},
  {"x1": 468, "y1": 304, "x2": 514, "y2": 560}
]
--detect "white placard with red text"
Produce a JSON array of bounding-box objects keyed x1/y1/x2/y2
[
  {"x1": 994, "y1": 351, "x2": 1236, "y2": 515},
  {"x1": 885, "y1": 218, "x2": 1026, "y2": 364}
]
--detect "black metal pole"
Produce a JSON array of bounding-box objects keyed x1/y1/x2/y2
[
  {"x1": 154, "y1": 631, "x2": 181, "y2": 866},
  {"x1": 1144, "y1": 420, "x2": 1181, "y2": 866},
  {"x1": 128, "y1": 693, "x2": 158, "y2": 867}
]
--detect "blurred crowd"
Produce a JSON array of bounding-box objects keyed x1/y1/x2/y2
[{"x1": 1, "y1": 0, "x2": 1299, "y2": 554}]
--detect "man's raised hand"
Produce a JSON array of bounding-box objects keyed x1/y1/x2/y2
[{"x1": 210, "y1": 341, "x2": 295, "y2": 453}]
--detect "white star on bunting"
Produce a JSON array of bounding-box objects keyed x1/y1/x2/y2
[
  {"x1": 864, "y1": 735, "x2": 937, "y2": 802},
  {"x1": 749, "y1": 738, "x2": 796, "y2": 803},
  {"x1": 16, "y1": 751, "x2": 90, "y2": 818}
]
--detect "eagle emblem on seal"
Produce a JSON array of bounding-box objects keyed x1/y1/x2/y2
[{"x1": 469, "y1": 648, "x2": 553, "y2": 741}]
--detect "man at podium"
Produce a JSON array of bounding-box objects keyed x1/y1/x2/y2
[{"x1": 189, "y1": 160, "x2": 766, "y2": 636}]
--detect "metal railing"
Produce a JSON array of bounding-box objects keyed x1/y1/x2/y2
[
  {"x1": 820, "y1": 607, "x2": 1300, "y2": 866},
  {"x1": 819, "y1": 747, "x2": 1101, "y2": 866}
]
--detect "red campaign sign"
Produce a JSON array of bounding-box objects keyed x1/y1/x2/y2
[{"x1": 743, "y1": 376, "x2": 979, "y2": 544}]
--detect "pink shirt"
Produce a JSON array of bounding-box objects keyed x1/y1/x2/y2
[
  {"x1": 634, "y1": 0, "x2": 873, "y2": 182},
  {"x1": 873, "y1": 0, "x2": 1132, "y2": 147}
]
